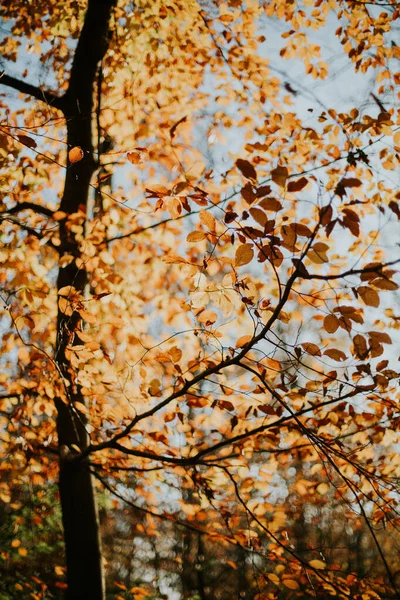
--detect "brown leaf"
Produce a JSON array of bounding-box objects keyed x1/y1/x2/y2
[
  {"x1": 170, "y1": 115, "x2": 187, "y2": 140},
  {"x1": 357, "y1": 286, "x2": 380, "y2": 308},
  {"x1": 258, "y1": 197, "x2": 282, "y2": 212},
  {"x1": 236, "y1": 158, "x2": 257, "y2": 182},
  {"x1": 241, "y1": 183, "x2": 256, "y2": 204},
  {"x1": 249, "y1": 207, "x2": 267, "y2": 227},
  {"x1": 287, "y1": 176, "x2": 308, "y2": 193},
  {"x1": 353, "y1": 334, "x2": 369, "y2": 359},
  {"x1": 271, "y1": 165, "x2": 289, "y2": 187},
  {"x1": 17, "y1": 134, "x2": 37, "y2": 149},
  {"x1": 368, "y1": 331, "x2": 391, "y2": 344},
  {"x1": 324, "y1": 314, "x2": 339, "y2": 333},
  {"x1": 323, "y1": 348, "x2": 347, "y2": 361}
]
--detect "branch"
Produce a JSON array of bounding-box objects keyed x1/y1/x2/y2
[
  {"x1": 0, "y1": 74, "x2": 64, "y2": 111},
  {"x1": 302, "y1": 257, "x2": 400, "y2": 281},
  {"x1": 5, "y1": 202, "x2": 55, "y2": 219}
]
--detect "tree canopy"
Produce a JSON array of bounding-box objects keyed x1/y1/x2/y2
[{"x1": 1, "y1": 0, "x2": 400, "y2": 598}]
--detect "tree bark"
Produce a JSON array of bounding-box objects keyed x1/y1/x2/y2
[{"x1": 54, "y1": 1, "x2": 116, "y2": 598}]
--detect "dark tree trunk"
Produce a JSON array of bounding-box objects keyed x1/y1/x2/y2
[{"x1": 54, "y1": 1, "x2": 116, "y2": 598}]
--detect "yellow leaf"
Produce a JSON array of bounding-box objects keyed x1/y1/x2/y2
[
  {"x1": 283, "y1": 579, "x2": 299, "y2": 590},
  {"x1": 235, "y1": 244, "x2": 254, "y2": 267},
  {"x1": 68, "y1": 146, "x2": 84, "y2": 163},
  {"x1": 18, "y1": 547, "x2": 28, "y2": 556},
  {"x1": 187, "y1": 230, "x2": 206, "y2": 242},
  {"x1": 316, "y1": 482, "x2": 329, "y2": 495},
  {"x1": 267, "y1": 573, "x2": 280, "y2": 584},
  {"x1": 393, "y1": 129, "x2": 400, "y2": 146},
  {"x1": 11, "y1": 539, "x2": 21, "y2": 548},
  {"x1": 199, "y1": 209, "x2": 216, "y2": 232},
  {"x1": 309, "y1": 559, "x2": 326, "y2": 569},
  {"x1": 236, "y1": 335, "x2": 252, "y2": 348}
]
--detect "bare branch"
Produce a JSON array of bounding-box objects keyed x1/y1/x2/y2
[{"x1": 0, "y1": 73, "x2": 64, "y2": 111}]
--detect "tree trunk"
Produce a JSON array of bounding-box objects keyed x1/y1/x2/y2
[{"x1": 54, "y1": 1, "x2": 116, "y2": 598}]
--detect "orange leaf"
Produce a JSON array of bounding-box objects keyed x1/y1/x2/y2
[
  {"x1": 323, "y1": 348, "x2": 347, "y2": 361},
  {"x1": 236, "y1": 335, "x2": 252, "y2": 348},
  {"x1": 68, "y1": 146, "x2": 84, "y2": 163},
  {"x1": 301, "y1": 342, "x2": 321, "y2": 356},
  {"x1": 127, "y1": 148, "x2": 147, "y2": 164},
  {"x1": 283, "y1": 580, "x2": 299, "y2": 590}
]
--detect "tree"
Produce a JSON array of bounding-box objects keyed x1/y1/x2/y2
[{"x1": 0, "y1": 0, "x2": 400, "y2": 598}]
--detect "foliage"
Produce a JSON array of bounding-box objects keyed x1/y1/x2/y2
[{"x1": 0, "y1": 0, "x2": 400, "y2": 598}]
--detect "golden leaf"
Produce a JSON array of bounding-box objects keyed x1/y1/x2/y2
[
  {"x1": 309, "y1": 559, "x2": 326, "y2": 570},
  {"x1": 235, "y1": 244, "x2": 254, "y2": 267}
]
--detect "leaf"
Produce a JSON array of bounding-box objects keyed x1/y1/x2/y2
[
  {"x1": 68, "y1": 146, "x2": 84, "y2": 163},
  {"x1": 357, "y1": 286, "x2": 380, "y2": 307},
  {"x1": 249, "y1": 207, "x2": 267, "y2": 227},
  {"x1": 308, "y1": 242, "x2": 329, "y2": 264},
  {"x1": 258, "y1": 197, "x2": 282, "y2": 212},
  {"x1": 235, "y1": 244, "x2": 254, "y2": 267},
  {"x1": 335, "y1": 177, "x2": 362, "y2": 197},
  {"x1": 198, "y1": 310, "x2": 217, "y2": 325},
  {"x1": 287, "y1": 176, "x2": 308, "y2": 192},
  {"x1": 368, "y1": 331, "x2": 391, "y2": 344},
  {"x1": 316, "y1": 482, "x2": 329, "y2": 495},
  {"x1": 324, "y1": 314, "x2": 339, "y2": 333},
  {"x1": 323, "y1": 349, "x2": 347, "y2": 361},
  {"x1": 17, "y1": 134, "x2": 37, "y2": 149},
  {"x1": 241, "y1": 183, "x2": 256, "y2": 204},
  {"x1": 199, "y1": 209, "x2": 216, "y2": 231},
  {"x1": 127, "y1": 148, "x2": 147, "y2": 164},
  {"x1": 309, "y1": 559, "x2": 326, "y2": 570},
  {"x1": 236, "y1": 335, "x2": 252, "y2": 348},
  {"x1": 170, "y1": 115, "x2": 187, "y2": 139},
  {"x1": 301, "y1": 342, "x2": 321, "y2": 356},
  {"x1": 236, "y1": 158, "x2": 257, "y2": 182},
  {"x1": 271, "y1": 165, "x2": 289, "y2": 187},
  {"x1": 283, "y1": 580, "x2": 299, "y2": 590},
  {"x1": 353, "y1": 334, "x2": 368, "y2": 359},
  {"x1": 187, "y1": 230, "x2": 206, "y2": 242}
]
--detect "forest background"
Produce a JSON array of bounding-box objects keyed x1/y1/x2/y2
[{"x1": 0, "y1": 0, "x2": 400, "y2": 599}]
